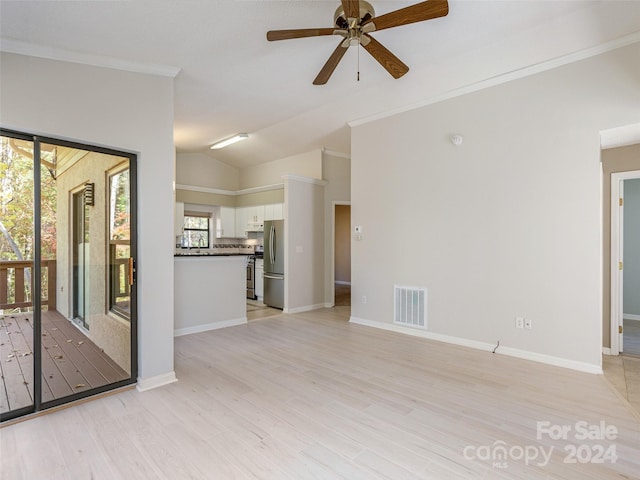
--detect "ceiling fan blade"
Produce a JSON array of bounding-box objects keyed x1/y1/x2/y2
[
  {"x1": 341, "y1": 0, "x2": 360, "y2": 20},
  {"x1": 362, "y1": 34, "x2": 409, "y2": 79},
  {"x1": 267, "y1": 28, "x2": 340, "y2": 41},
  {"x1": 362, "y1": 0, "x2": 448, "y2": 32},
  {"x1": 313, "y1": 42, "x2": 349, "y2": 85}
]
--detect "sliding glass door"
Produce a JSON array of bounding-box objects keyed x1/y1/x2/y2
[{"x1": 0, "y1": 130, "x2": 137, "y2": 422}]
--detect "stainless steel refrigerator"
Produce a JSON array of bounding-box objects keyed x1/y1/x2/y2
[{"x1": 263, "y1": 220, "x2": 284, "y2": 309}]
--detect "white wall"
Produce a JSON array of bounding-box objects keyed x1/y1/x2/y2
[
  {"x1": 624, "y1": 178, "x2": 640, "y2": 317},
  {"x1": 240, "y1": 150, "x2": 322, "y2": 190},
  {"x1": 350, "y1": 43, "x2": 640, "y2": 371},
  {"x1": 285, "y1": 176, "x2": 325, "y2": 312},
  {"x1": 176, "y1": 152, "x2": 239, "y2": 191},
  {"x1": 1, "y1": 52, "x2": 176, "y2": 386}
]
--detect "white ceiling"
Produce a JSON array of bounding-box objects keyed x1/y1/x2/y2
[{"x1": 1, "y1": 1, "x2": 639, "y2": 168}]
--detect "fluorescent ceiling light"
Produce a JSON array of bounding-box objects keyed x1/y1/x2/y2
[{"x1": 210, "y1": 133, "x2": 249, "y2": 149}]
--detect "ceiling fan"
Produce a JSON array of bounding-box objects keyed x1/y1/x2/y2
[{"x1": 266, "y1": 0, "x2": 449, "y2": 85}]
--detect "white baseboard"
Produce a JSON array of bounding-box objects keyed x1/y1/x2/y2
[
  {"x1": 349, "y1": 317, "x2": 602, "y2": 375},
  {"x1": 335, "y1": 281, "x2": 351, "y2": 286},
  {"x1": 136, "y1": 371, "x2": 177, "y2": 392},
  {"x1": 350, "y1": 316, "x2": 495, "y2": 351},
  {"x1": 174, "y1": 317, "x2": 247, "y2": 337},
  {"x1": 624, "y1": 314, "x2": 640, "y2": 321},
  {"x1": 602, "y1": 347, "x2": 612, "y2": 355},
  {"x1": 497, "y1": 346, "x2": 602, "y2": 374},
  {"x1": 284, "y1": 303, "x2": 326, "y2": 314}
]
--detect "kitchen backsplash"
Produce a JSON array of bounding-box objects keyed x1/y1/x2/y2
[{"x1": 175, "y1": 235, "x2": 263, "y2": 253}]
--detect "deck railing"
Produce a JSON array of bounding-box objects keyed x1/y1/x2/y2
[{"x1": 0, "y1": 259, "x2": 56, "y2": 311}]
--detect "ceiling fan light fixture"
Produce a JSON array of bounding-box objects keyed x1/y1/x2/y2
[{"x1": 210, "y1": 133, "x2": 249, "y2": 149}]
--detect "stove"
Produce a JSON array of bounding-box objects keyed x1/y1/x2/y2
[{"x1": 246, "y1": 255, "x2": 257, "y2": 300}]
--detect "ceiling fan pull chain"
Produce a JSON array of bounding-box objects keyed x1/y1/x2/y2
[{"x1": 357, "y1": 43, "x2": 360, "y2": 82}]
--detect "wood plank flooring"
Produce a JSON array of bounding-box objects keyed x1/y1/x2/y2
[
  {"x1": 246, "y1": 300, "x2": 281, "y2": 321},
  {"x1": 0, "y1": 310, "x2": 129, "y2": 414},
  {"x1": 2, "y1": 307, "x2": 640, "y2": 479},
  {"x1": 623, "y1": 318, "x2": 640, "y2": 356}
]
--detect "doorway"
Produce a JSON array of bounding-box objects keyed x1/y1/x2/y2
[
  {"x1": 334, "y1": 203, "x2": 351, "y2": 307},
  {"x1": 0, "y1": 129, "x2": 137, "y2": 422},
  {"x1": 611, "y1": 171, "x2": 640, "y2": 356}
]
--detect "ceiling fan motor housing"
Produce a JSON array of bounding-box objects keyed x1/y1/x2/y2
[{"x1": 334, "y1": 1, "x2": 375, "y2": 28}]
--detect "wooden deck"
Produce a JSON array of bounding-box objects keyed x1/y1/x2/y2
[{"x1": 0, "y1": 310, "x2": 129, "y2": 414}]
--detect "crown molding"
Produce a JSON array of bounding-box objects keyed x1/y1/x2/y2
[
  {"x1": 282, "y1": 174, "x2": 328, "y2": 186},
  {"x1": 348, "y1": 32, "x2": 640, "y2": 128},
  {"x1": 600, "y1": 123, "x2": 640, "y2": 150},
  {"x1": 321, "y1": 148, "x2": 351, "y2": 160},
  {"x1": 0, "y1": 38, "x2": 181, "y2": 78},
  {"x1": 176, "y1": 183, "x2": 284, "y2": 196}
]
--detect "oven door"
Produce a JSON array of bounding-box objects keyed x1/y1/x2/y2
[{"x1": 246, "y1": 258, "x2": 256, "y2": 300}]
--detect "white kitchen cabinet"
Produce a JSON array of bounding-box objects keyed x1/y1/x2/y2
[
  {"x1": 235, "y1": 207, "x2": 248, "y2": 238},
  {"x1": 246, "y1": 205, "x2": 264, "y2": 225},
  {"x1": 264, "y1": 203, "x2": 284, "y2": 221},
  {"x1": 216, "y1": 206, "x2": 236, "y2": 238},
  {"x1": 255, "y1": 258, "x2": 264, "y2": 299},
  {"x1": 174, "y1": 201, "x2": 184, "y2": 236}
]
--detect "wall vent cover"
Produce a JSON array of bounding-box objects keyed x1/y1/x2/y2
[{"x1": 394, "y1": 286, "x2": 427, "y2": 328}]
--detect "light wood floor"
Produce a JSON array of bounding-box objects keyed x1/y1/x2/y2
[
  {"x1": 246, "y1": 299, "x2": 281, "y2": 321},
  {"x1": 2, "y1": 307, "x2": 640, "y2": 479},
  {"x1": 623, "y1": 319, "x2": 640, "y2": 356},
  {"x1": 334, "y1": 283, "x2": 350, "y2": 306},
  {"x1": 603, "y1": 353, "x2": 640, "y2": 414}
]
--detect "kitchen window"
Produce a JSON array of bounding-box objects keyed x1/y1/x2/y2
[{"x1": 183, "y1": 213, "x2": 210, "y2": 248}]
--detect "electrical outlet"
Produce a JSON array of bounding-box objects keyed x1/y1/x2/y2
[
  {"x1": 524, "y1": 318, "x2": 532, "y2": 330},
  {"x1": 515, "y1": 317, "x2": 524, "y2": 329},
  {"x1": 362, "y1": 295, "x2": 367, "y2": 304}
]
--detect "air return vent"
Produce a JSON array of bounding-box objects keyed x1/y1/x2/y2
[{"x1": 394, "y1": 286, "x2": 427, "y2": 328}]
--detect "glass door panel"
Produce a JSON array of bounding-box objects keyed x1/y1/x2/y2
[
  {"x1": 0, "y1": 135, "x2": 36, "y2": 416},
  {"x1": 40, "y1": 143, "x2": 133, "y2": 407}
]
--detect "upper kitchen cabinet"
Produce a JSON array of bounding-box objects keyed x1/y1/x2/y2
[
  {"x1": 264, "y1": 203, "x2": 284, "y2": 221},
  {"x1": 235, "y1": 207, "x2": 248, "y2": 238},
  {"x1": 216, "y1": 206, "x2": 236, "y2": 238},
  {"x1": 246, "y1": 205, "x2": 264, "y2": 230}
]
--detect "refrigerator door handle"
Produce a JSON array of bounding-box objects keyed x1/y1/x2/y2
[
  {"x1": 272, "y1": 225, "x2": 276, "y2": 264},
  {"x1": 263, "y1": 273, "x2": 284, "y2": 280},
  {"x1": 269, "y1": 224, "x2": 276, "y2": 265}
]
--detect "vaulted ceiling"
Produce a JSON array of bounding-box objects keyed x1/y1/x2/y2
[{"x1": 1, "y1": 1, "x2": 639, "y2": 168}]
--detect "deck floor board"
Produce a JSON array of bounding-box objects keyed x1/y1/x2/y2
[
  {"x1": 0, "y1": 315, "x2": 33, "y2": 411},
  {"x1": 0, "y1": 310, "x2": 129, "y2": 415}
]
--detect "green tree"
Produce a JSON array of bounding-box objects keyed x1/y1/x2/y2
[{"x1": 0, "y1": 136, "x2": 57, "y2": 261}]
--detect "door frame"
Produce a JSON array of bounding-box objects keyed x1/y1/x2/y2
[
  {"x1": 610, "y1": 170, "x2": 640, "y2": 355},
  {"x1": 72, "y1": 186, "x2": 89, "y2": 328}
]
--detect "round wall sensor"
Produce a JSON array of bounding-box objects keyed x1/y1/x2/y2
[{"x1": 451, "y1": 134, "x2": 463, "y2": 146}]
